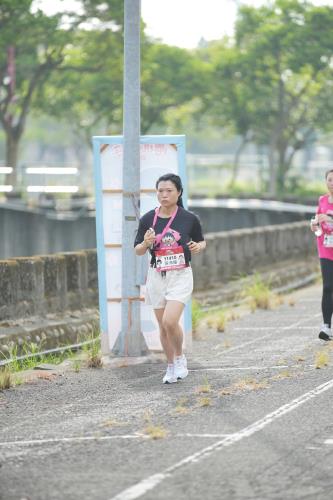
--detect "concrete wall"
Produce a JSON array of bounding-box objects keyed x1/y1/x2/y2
[
  {"x1": 0, "y1": 221, "x2": 316, "y2": 322},
  {"x1": 0, "y1": 250, "x2": 98, "y2": 321},
  {"x1": 0, "y1": 202, "x2": 96, "y2": 259},
  {"x1": 0, "y1": 200, "x2": 314, "y2": 258},
  {"x1": 192, "y1": 205, "x2": 308, "y2": 233}
]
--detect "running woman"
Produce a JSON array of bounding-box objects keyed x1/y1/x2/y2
[
  {"x1": 310, "y1": 169, "x2": 333, "y2": 341},
  {"x1": 134, "y1": 173, "x2": 206, "y2": 383}
]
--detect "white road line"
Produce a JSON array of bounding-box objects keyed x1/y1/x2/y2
[
  {"x1": 109, "y1": 377, "x2": 333, "y2": 500},
  {"x1": 232, "y1": 313, "x2": 321, "y2": 332},
  {"x1": 0, "y1": 433, "x2": 233, "y2": 448},
  {"x1": 215, "y1": 333, "x2": 273, "y2": 355},
  {"x1": 324, "y1": 439, "x2": 333, "y2": 445},
  {"x1": 233, "y1": 326, "x2": 319, "y2": 331},
  {"x1": 0, "y1": 435, "x2": 144, "y2": 447},
  {"x1": 175, "y1": 433, "x2": 231, "y2": 438},
  {"x1": 190, "y1": 365, "x2": 290, "y2": 372},
  {"x1": 215, "y1": 314, "x2": 321, "y2": 356}
]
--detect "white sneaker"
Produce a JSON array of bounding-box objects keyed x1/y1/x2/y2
[
  {"x1": 163, "y1": 364, "x2": 177, "y2": 384},
  {"x1": 174, "y1": 355, "x2": 189, "y2": 380},
  {"x1": 319, "y1": 324, "x2": 333, "y2": 341}
]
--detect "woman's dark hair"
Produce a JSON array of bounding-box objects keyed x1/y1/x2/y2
[
  {"x1": 156, "y1": 173, "x2": 184, "y2": 207},
  {"x1": 326, "y1": 169, "x2": 333, "y2": 179}
]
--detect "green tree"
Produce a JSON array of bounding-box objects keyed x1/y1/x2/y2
[
  {"x1": 0, "y1": 0, "x2": 75, "y2": 185},
  {"x1": 34, "y1": 28, "x2": 124, "y2": 146},
  {"x1": 37, "y1": 38, "x2": 207, "y2": 143},
  {"x1": 204, "y1": 0, "x2": 333, "y2": 194},
  {"x1": 199, "y1": 41, "x2": 255, "y2": 187},
  {"x1": 141, "y1": 42, "x2": 207, "y2": 133},
  {"x1": 0, "y1": 0, "x2": 124, "y2": 185}
]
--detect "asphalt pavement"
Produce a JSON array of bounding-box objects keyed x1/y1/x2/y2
[{"x1": 1, "y1": 284, "x2": 333, "y2": 500}]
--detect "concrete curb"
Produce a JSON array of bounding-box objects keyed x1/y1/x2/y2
[{"x1": 0, "y1": 310, "x2": 99, "y2": 360}]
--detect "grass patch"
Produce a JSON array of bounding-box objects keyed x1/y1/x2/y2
[
  {"x1": 1, "y1": 341, "x2": 77, "y2": 374},
  {"x1": 315, "y1": 350, "x2": 330, "y2": 369},
  {"x1": 242, "y1": 274, "x2": 275, "y2": 311}
]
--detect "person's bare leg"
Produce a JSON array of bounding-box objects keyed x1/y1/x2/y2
[
  {"x1": 153, "y1": 308, "x2": 174, "y2": 363},
  {"x1": 162, "y1": 301, "x2": 185, "y2": 357}
]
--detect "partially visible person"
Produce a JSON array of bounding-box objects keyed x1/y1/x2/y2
[
  {"x1": 134, "y1": 173, "x2": 206, "y2": 383},
  {"x1": 310, "y1": 169, "x2": 333, "y2": 341}
]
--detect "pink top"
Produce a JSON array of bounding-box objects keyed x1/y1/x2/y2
[{"x1": 316, "y1": 194, "x2": 333, "y2": 260}]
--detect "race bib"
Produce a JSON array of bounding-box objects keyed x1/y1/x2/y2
[
  {"x1": 155, "y1": 246, "x2": 186, "y2": 272},
  {"x1": 324, "y1": 234, "x2": 333, "y2": 247}
]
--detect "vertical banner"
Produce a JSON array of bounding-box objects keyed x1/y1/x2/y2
[{"x1": 93, "y1": 135, "x2": 192, "y2": 354}]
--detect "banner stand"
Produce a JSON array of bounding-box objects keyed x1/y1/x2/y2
[{"x1": 93, "y1": 135, "x2": 192, "y2": 355}]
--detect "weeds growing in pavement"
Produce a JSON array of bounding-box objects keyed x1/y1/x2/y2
[
  {"x1": 233, "y1": 378, "x2": 269, "y2": 391},
  {"x1": 277, "y1": 359, "x2": 288, "y2": 366},
  {"x1": 315, "y1": 350, "x2": 330, "y2": 369},
  {"x1": 219, "y1": 377, "x2": 269, "y2": 396},
  {"x1": 219, "y1": 387, "x2": 233, "y2": 396},
  {"x1": 173, "y1": 405, "x2": 190, "y2": 415},
  {"x1": 143, "y1": 424, "x2": 167, "y2": 439},
  {"x1": 72, "y1": 360, "x2": 82, "y2": 373},
  {"x1": 197, "y1": 396, "x2": 212, "y2": 407},
  {"x1": 206, "y1": 309, "x2": 228, "y2": 332},
  {"x1": 102, "y1": 419, "x2": 125, "y2": 428},
  {"x1": 242, "y1": 274, "x2": 275, "y2": 311},
  {"x1": 142, "y1": 410, "x2": 167, "y2": 439},
  {"x1": 2, "y1": 341, "x2": 76, "y2": 374},
  {"x1": 223, "y1": 338, "x2": 231, "y2": 348},
  {"x1": 275, "y1": 296, "x2": 284, "y2": 306},
  {"x1": 0, "y1": 368, "x2": 13, "y2": 390},
  {"x1": 82, "y1": 336, "x2": 103, "y2": 368},
  {"x1": 271, "y1": 370, "x2": 292, "y2": 380},
  {"x1": 192, "y1": 299, "x2": 205, "y2": 332},
  {"x1": 195, "y1": 376, "x2": 212, "y2": 394},
  {"x1": 171, "y1": 397, "x2": 190, "y2": 415}
]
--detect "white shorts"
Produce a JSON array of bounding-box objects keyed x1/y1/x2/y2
[{"x1": 145, "y1": 266, "x2": 193, "y2": 309}]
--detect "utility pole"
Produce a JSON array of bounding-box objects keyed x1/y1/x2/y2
[{"x1": 113, "y1": 0, "x2": 148, "y2": 356}]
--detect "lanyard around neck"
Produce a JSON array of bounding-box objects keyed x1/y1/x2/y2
[{"x1": 152, "y1": 206, "x2": 178, "y2": 246}]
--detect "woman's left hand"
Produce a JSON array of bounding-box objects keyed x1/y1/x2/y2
[{"x1": 187, "y1": 240, "x2": 203, "y2": 254}]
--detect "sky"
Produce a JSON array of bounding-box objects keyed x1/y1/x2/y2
[{"x1": 34, "y1": 0, "x2": 333, "y2": 49}]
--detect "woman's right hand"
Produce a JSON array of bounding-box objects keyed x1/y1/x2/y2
[{"x1": 143, "y1": 228, "x2": 155, "y2": 248}]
